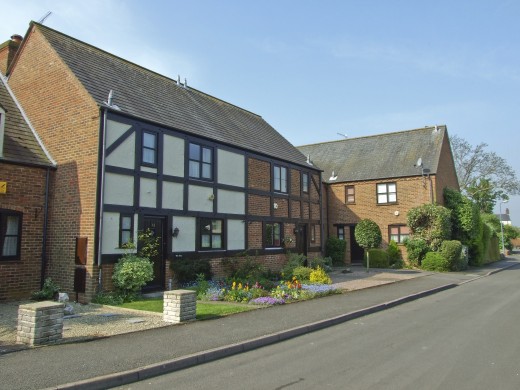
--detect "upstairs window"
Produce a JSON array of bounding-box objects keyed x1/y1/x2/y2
[
  {"x1": 265, "y1": 222, "x2": 282, "y2": 247},
  {"x1": 200, "y1": 218, "x2": 223, "y2": 250},
  {"x1": 389, "y1": 225, "x2": 410, "y2": 244},
  {"x1": 189, "y1": 143, "x2": 213, "y2": 180},
  {"x1": 273, "y1": 165, "x2": 287, "y2": 193},
  {"x1": 302, "y1": 173, "x2": 309, "y2": 194},
  {"x1": 345, "y1": 185, "x2": 355, "y2": 204},
  {"x1": 142, "y1": 131, "x2": 158, "y2": 166},
  {"x1": 377, "y1": 182, "x2": 397, "y2": 204},
  {"x1": 0, "y1": 210, "x2": 22, "y2": 261}
]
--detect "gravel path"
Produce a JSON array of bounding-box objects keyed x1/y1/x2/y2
[{"x1": 0, "y1": 301, "x2": 169, "y2": 354}]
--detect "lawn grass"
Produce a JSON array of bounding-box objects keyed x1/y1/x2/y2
[{"x1": 119, "y1": 298, "x2": 257, "y2": 320}]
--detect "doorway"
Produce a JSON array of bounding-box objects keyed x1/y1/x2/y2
[
  {"x1": 295, "y1": 224, "x2": 308, "y2": 257},
  {"x1": 142, "y1": 216, "x2": 166, "y2": 291},
  {"x1": 350, "y1": 225, "x2": 364, "y2": 264}
]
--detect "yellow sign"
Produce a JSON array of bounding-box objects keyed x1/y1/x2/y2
[{"x1": 0, "y1": 181, "x2": 6, "y2": 194}]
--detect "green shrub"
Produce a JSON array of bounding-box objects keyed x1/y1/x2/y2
[
  {"x1": 363, "y1": 249, "x2": 390, "y2": 268},
  {"x1": 421, "y1": 252, "x2": 450, "y2": 272},
  {"x1": 171, "y1": 258, "x2": 212, "y2": 283},
  {"x1": 468, "y1": 219, "x2": 485, "y2": 266},
  {"x1": 439, "y1": 240, "x2": 464, "y2": 271},
  {"x1": 292, "y1": 266, "x2": 313, "y2": 281},
  {"x1": 113, "y1": 254, "x2": 154, "y2": 297},
  {"x1": 308, "y1": 256, "x2": 333, "y2": 271},
  {"x1": 281, "y1": 252, "x2": 306, "y2": 278},
  {"x1": 404, "y1": 238, "x2": 430, "y2": 267},
  {"x1": 387, "y1": 240, "x2": 402, "y2": 267},
  {"x1": 325, "y1": 236, "x2": 346, "y2": 265},
  {"x1": 443, "y1": 188, "x2": 480, "y2": 244},
  {"x1": 309, "y1": 266, "x2": 332, "y2": 284},
  {"x1": 31, "y1": 278, "x2": 60, "y2": 301},
  {"x1": 407, "y1": 203, "x2": 452, "y2": 250},
  {"x1": 91, "y1": 291, "x2": 124, "y2": 305},
  {"x1": 355, "y1": 219, "x2": 382, "y2": 250}
]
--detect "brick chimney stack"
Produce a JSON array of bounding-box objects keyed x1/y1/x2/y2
[{"x1": 0, "y1": 34, "x2": 23, "y2": 75}]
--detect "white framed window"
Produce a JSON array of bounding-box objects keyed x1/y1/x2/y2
[{"x1": 377, "y1": 182, "x2": 397, "y2": 204}]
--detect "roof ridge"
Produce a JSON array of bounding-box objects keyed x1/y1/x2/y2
[
  {"x1": 298, "y1": 125, "x2": 446, "y2": 148},
  {"x1": 32, "y1": 22, "x2": 262, "y2": 119}
]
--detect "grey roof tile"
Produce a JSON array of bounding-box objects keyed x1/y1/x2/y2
[
  {"x1": 35, "y1": 23, "x2": 310, "y2": 167},
  {"x1": 298, "y1": 126, "x2": 447, "y2": 183},
  {"x1": 0, "y1": 75, "x2": 54, "y2": 167}
]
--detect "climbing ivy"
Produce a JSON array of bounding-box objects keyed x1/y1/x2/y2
[{"x1": 406, "y1": 203, "x2": 452, "y2": 251}]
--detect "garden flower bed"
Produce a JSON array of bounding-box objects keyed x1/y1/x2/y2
[{"x1": 184, "y1": 274, "x2": 341, "y2": 306}]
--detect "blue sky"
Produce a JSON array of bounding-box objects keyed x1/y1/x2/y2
[{"x1": 2, "y1": 0, "x2": 519, "y2": 224}]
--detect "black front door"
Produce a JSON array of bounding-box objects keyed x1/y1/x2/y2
[
  {"x1": 142, "y1": 216, "x2": 166, "y2": 291},
  {"x1": 296, "y1": 224, "x2": 308, "y2": 256}
]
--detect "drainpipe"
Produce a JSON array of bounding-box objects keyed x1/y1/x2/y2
[
  {"x1": 96, "y1": 108, "x2": 108, "y2": 290},
  {"x1": 40, "y1": 167, "x2": 51, "y2": 288}
]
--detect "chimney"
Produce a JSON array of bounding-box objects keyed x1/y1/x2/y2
[
  {"x1": 506, "y1": 208, "x2": 510, "y2": 215},
  {"x1": 0, "y1": 34, "x2": 23, "y2": 75}
]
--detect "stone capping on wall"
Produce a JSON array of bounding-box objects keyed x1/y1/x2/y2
[
  {"x1": 16, "y1": 301, "x2": 65, "y2": 346},
  {"x1": 163, "y1": 290, "x2": 197, "y2": 323}
]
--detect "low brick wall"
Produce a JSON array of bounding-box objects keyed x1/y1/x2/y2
[
  {"x1": 163, "y1": 290, "x2": 196, "y2": 323},
  {"x1": 16, "y1": 301, "x2": 64, "y2": 346}
]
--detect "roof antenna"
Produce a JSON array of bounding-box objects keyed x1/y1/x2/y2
[
  {"x1": 337, "y1": 132, "x2": 348, "y2": 138},
  {"x1": 184, "y1": 78, "x2": 188, "y2": 88},
  {"x1": 38, "y1": 11, "x2": 52, "y2": 24},
  {"x1": 177, "y1": 75, "x2": 181, "y2": 85}
]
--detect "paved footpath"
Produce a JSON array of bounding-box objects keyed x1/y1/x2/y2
[{"x1": 1, "y1": 257, "x2": 518, "y2": 390}]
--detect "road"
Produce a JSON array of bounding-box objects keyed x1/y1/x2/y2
[{"x1": 116, "y1": 265, "x2": 520, "y2": 390}]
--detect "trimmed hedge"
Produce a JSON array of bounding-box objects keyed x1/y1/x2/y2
[
  {"x1": 171, "y1": 258, "x2": 212, "y2": 283},
  {"x1": 439, "y1": 240, "x2": 465, "y2": 271},
  {"x1": 421, "y1": 252, "x2": 450, "y2": 272},
  {"x1": 363, "y1": 249, "x2": 390, "y2": 268}
]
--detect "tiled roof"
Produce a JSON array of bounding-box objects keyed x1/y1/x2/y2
[
  {"x1": 298, "y1": 126, "x2": 447, "y2": 183},
  {"x1": 0, "y1": 75, "x2": 54, "y2": 167},
  {"x1": 34, "y1": 23, "x2": 311, "y2": 168}
]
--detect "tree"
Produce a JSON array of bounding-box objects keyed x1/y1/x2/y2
[
  {"x1": 450, "y1": 135, "x2": 520, "y2": 211},
  {"x1": 354, "y1": 219, "x2": 382, "y2": 250}
]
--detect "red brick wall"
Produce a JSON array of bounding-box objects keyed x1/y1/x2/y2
[
  {"x1": 248, "y1": 158, "x2": 270, "y2": 191},
  {"x1": 8, "y1": 26, "x2": 101, "y2": 301},
  {"x1": 0, "y1": 163, "x2": 48, "y2": 301},
  {"x1": 433, "y1": 133, "x2": 460, "y2": 204},
  {"x1": 327, "y1": 176, "x2": 432, "y2": 262}
]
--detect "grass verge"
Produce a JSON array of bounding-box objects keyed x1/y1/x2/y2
[{"x1": 119, "y1": 298, "x2": 257, "y2": 320}]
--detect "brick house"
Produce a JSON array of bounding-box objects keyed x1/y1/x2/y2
[
  {"x1": 298, "y1": 126, "x2": 459, "y2": 263},
  {"x1": 5, "y1": 22, "x2": 322, "y2": 301},
  {"x1": 0, "y1": 73, "x2": 55, "y2": 301}
]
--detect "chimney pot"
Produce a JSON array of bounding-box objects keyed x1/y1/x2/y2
[{"x1": 10, "y1": 35, "x2": 23, "y2": 44}]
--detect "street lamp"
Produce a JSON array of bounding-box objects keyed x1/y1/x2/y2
[{"x1": 499, "y1": 199, "x2": 509, "y2": 256}]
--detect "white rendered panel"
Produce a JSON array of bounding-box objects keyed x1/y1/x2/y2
[
  {"x1": 188, "y1": 185, "x2": 214, "y2": 212},
  {"x1": 217, "y1": 189, "x2": 245, "y2": 215},
  {"x1": 172, "y1": 216, "x2": 196, "y2": 252},
  {"x1": 218, "y1": 149, "x2": 245, "y2": 187},
  {"x1": 163, "y1": 134, "x2": 185, "y2": 177},
  {"x1": 106, "y1": 133, "x2": 135, "y2": 169},
  {"x1": 106, "y1": 120, "x2": 132, "y2": 149},
  {"x1": 104, "y1": 172, "x2": 134, "y2": 206},
  {"x1": 162, "y1": 182, "x2": 184, "y2": 210},
  {"x1": 140, "y1": 177, "x2": 157, "y2": 208},
  {"x1": 227, "y1": 219, "x2": 245, "y2": 250}
]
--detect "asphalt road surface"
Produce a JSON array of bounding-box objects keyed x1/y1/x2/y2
[{"x1": 116, "y1": 264, "x2": 520, "y2": 390}]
